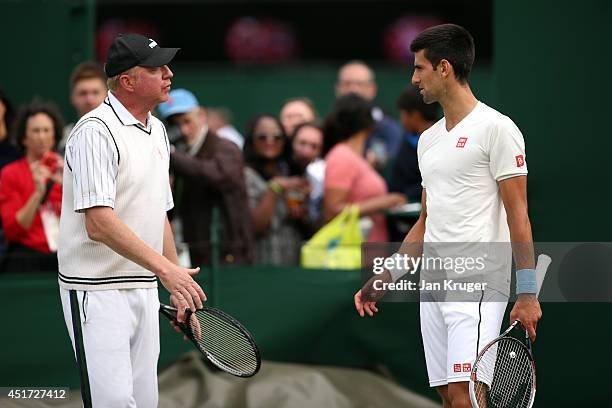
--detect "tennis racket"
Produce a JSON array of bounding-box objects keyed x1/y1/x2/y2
[
  {"x1": 159, "y1": 303, "x2": 261, "y2": 377},
  {"x1": 469, "y1": 254, "x2": 551, "y2": 408}
]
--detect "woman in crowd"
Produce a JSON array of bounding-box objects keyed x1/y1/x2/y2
[
  {"x1": 323, "y1": 94, "x2": 405, "y2": 242},
  {"x1": 279, "y1": 97, "x2": 318, "y2": 138},
  {"x1": 0, "y1": 101, "x2": 64, "y2": 273},
  {"x1": 243, "y1": 114, "x2": 310, "y2": 265},
  {"x1": 290, "y1": 122, "x2": 325, "y2": 225}
]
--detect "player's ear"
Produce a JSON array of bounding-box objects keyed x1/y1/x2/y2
[{"x1": 439, "y1": 59, "x2": 452, "y2": 79}]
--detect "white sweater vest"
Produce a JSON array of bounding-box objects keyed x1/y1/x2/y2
[{"x1": 58, "y1": 98, "x2": 172, "y2": 290}]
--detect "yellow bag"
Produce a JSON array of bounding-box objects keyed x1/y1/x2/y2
[{"x1": 301, "y1": 205, "x2": 362, "y2": 269}]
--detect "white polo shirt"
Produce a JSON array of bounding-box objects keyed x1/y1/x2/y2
[{"x1": 418, "y1": 101, "x2": 528, "y2": 244}]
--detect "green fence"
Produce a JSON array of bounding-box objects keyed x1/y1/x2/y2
[{"x1": 0, "y1": 269, "x2": 610, "y2": 406}]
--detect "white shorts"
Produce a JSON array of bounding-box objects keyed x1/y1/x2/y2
[
  {"x1": 60, "y1": 287, "x2": 160, "y2": 408},
  {"x1": 420, "y1": 291, "x2": 507, "y2": 387}
]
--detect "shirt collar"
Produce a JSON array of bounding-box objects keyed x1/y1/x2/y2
[
  {"x1": 107, "y1": 91, "x2": 152, "y2": 130},
  {"x1": 188, "y1": 125, "x2": 208, "y2": 156}
]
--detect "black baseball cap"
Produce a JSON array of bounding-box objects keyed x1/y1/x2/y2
[{"x1": 104, "y1": 33, "x2": 180, "y2": 77}]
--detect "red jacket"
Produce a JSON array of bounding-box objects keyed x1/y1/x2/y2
[{"x1": 0, "y1": 158, "x2": 62, "y2": 253}]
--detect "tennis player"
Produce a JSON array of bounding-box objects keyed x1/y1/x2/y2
[
  {"x1": 58, "y1": 34, "x2": 206, "y2": 407},
  {"x1": 354, "y1": 24, "x2": 542, "y2": 408}
]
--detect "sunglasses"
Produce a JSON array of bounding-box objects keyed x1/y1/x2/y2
[{"x1": 255, "y1": 133, "x2": 284, "y2": 143}]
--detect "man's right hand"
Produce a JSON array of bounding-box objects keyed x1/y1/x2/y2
[
  {"x1": 160, "y1": 265, "x2": 207, "y2": 322},
  {"x1": 354, "y1": 270, "x2": 392, "y2": 317}
]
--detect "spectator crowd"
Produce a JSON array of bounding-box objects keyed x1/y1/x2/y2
[{"x1": 0, "y1": 59, "x2": 439, "y2": 272}]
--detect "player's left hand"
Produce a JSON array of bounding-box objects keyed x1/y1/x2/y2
[{"x1": 510, "y1": 294, "x2": 542, "y2": 342}]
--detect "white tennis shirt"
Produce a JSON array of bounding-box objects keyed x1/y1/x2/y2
[
  {"x1": 58, "y1": 91, "x2": 173, "y2": 290},
  {"x1": 415, "y1": 102, "x2": 529, "y2": 295},
  {"x1": 418, "y1": 102, "x2": 528, "y2": 243}
]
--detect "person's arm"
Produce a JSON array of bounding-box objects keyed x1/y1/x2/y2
[
  {"x1": 323, "y1": 187, "x2": 406, "y2": 222},
  {"x1": 250, "y1": 188, "x2": 278, "y2": 234},
  {"x1": 500, "y1": 176, "x2": 542, "y2": 342},
  {"x1": 170, "y1": 140, "x2": 243, "y2": 190},
  {"x1": 249, "y1": 176, "x2": 305, "y2": 234},
  {"x1": 85, "y1": 207, "x2": 205, "y2": 316},
  {"x1": 0, "y1": 162, "x2": 51, "y2": 239},
  {"x1": 355, "y1": 189, "x2": 427, "y2": 317},
  {"x1": 14, "y1": 163, "x2": 50, "y2": 230},
  {"x1": 68, "y1": 122, "x2": 205, "y2": 320},
  {"x1": 163, "y1": 215, "x2": 180, "y2": 265}
]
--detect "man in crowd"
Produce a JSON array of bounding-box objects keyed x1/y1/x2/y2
[
  {"x1": 59, "y1": 62, "x2": 108, "y2": 153},
  {"x1": 388, "y1": 85, "x2": 439, "y2": 201},
  {"x1": 207, "y1": 106, "x2": 244, "y2": 149},
  {"x1": 335, "y1": 60, "x2": 402, "y2": 172},
  {"x1": 158, "y1": 89, "x2": 253, "y2": 266}
]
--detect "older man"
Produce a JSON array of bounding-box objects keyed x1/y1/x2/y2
[
  {"x1": 58, "y1": 34, "x2": 206, "y2": 407},
  {"x1": 336, "y1": 60, "x2": 402, "y2": 171},
  {"x1": 158, "y1": 89, "x2": 253, "y2": 267}
]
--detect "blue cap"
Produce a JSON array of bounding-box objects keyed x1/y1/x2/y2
[{"x1": 157, "y1": 89, "x2": 199, "y2": 119}]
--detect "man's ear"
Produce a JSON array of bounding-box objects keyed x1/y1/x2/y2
[
  {"x1": 119, "y1": 73, "x2": 136, "y2": 92},
  {"x1": 198, "y1": 107, "x2": 207, "y2": 124},
  {"x1": 439, "y1": 59, "x2": 452, "y2": 79}
]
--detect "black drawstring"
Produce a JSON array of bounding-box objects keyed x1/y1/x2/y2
[{"x1": 82, "y1": 292, "x2": 88, "y2": 323}]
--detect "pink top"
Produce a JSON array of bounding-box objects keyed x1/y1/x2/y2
[{"x1": 325, "y1": 144, "x2": 389, "y2": 242}]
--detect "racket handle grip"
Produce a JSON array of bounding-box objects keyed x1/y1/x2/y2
[{"x1": 159, "y1": 303, "x2": 178, "y2": 320}]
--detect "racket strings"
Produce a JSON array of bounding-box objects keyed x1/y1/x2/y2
[
  {"x1": 473, "y1": 338, "x2": 534, "y2": 408},
  {"x1": 198, "y1": 318, "x2": 257, "y2": 364},
  {"x1": 188, "y1": 310, "x2": 259, "y2": 376},
  {"x1": 197, "y1": 318, "x2": 256, "y2": 366},
  {"x1": 195, "y1": 323, "x2": 257, "y2": 374}
]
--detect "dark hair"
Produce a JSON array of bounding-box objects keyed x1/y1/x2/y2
[
  {"x1": 410, "y1": 24, "x2": 475, "y2": 84},
  {"x1": 13, "y1": 100, "x2": 64, "y2": 151},
  {"x1": 396, "y1": 86, "x2": 440, "y2": 123},
  {"x1": 0, "y1": 89, "x2": 16, "y2": 141},
  {"x1": 322, "y1": 93, "x2": 374, "y2": 156},
  {"x1": 292, "y1": 121, "x2": 322, "y2": 140},
  {"x1": 70, "y1": 62, "x2": 107, "y2": 91},
  {"x1": 243, "y1": 114, "x2": 291, "y2": 180}
]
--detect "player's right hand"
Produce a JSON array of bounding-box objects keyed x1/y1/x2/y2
[
  {"x1": 160, "y1": 265, "x2": 206, "y2": 322},
  {"x1": 354, "y1": 270, "x2": 392, "y2": 317},
  {"x1": 354, "y1": 289, "x2": 379, "y2": 317}
]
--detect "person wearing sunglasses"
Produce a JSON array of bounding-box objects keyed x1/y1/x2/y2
[{"x1": 243, "y1": 114, "x2": 310, "y2": 265}]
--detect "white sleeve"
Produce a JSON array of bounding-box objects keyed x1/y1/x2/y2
[
  {"x1": 165, "y1": 180, "x2": 174, "y2": 212},
  {"x1": 66, "y1": 122, "x2": 119, "y2": 212},
  {"x1": 417, "y1": 132, "x2": 426, "y2": 188},
  {"x1": 489, "y1": 116, "x2": 528, "y2": 181},
  {"x1": 162, "y1": 123, "x2": 174, "y2": 212}
]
